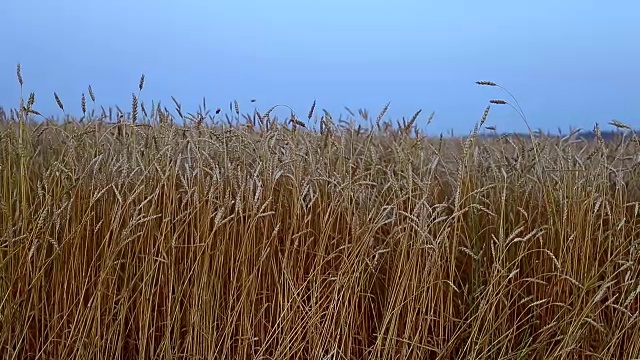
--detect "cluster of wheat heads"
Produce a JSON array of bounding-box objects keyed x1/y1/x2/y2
[{"x1": 1, "y1": 66, "x2": 640, "y2": 359}]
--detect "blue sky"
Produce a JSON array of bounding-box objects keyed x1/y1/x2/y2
[{"x1": 1, "y1": 0, "x2": 638, "y2": 134}]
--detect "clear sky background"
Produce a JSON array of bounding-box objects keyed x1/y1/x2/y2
[{"x1": 1, "y1": 0, "x2": 638, "y2": 134}]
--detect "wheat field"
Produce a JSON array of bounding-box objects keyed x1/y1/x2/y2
[{"x1": 1, "y1": 66, "x2": 640, "y2": 359}]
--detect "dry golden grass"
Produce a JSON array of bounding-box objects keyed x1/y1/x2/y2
[{"x1": 1, "y1": 69, "x2": 639, "y2": 359}]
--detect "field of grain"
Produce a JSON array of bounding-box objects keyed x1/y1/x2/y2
[{"x1": 1, "y1": 68, "x2": 640, "y2": 359}]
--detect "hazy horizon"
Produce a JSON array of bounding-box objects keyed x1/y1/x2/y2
[{"x1": 2, "y1": 0, "x2": 638, "y2": 135}]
